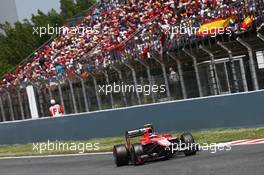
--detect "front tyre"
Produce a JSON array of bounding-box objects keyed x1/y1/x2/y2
[
  {"x1": 180, "y1": 133, "x2": 197, "y2": 156},
  {"x1": 113, "y1": 144, "x2": 129, "y2": 166}
]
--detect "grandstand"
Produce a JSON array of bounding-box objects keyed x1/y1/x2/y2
[{"x1": 0, "y1": 0, "x2": 264, "y2": 121}]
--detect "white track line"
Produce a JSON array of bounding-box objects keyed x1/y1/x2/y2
[
  {"x1": 0, "y1": 152, "x2": 112, "y2": 160},
  {"x1": 221, "y1": 138, "x2": 264, "y2": 146},
  {"x1": 233, "y1": 138, "x2": 264, "y2": 145}
]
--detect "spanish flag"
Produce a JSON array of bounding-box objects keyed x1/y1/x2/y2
[
  {"x1": 196, "y1": 17, "x2": 233, "y2": 36},
  {"x1": 241, "y1": 15, "x2": 254, "y2": 30}
]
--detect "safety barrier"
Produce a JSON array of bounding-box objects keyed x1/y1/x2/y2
[{"x1": 0, "y1": 89, "x2": 264, "y2": 145}]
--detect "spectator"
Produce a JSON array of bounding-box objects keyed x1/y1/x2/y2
[
  {"x1": 55, "y1": 63, "x2": 63, "y2": 78},
  {"x1": 1, "y1": 0, "x2": 263, "y2": 88},
  {"x1": 48, "y1": 99, "x2": 65, "y2": 117},
  {"x1": 169, "y1": 67, "x2": 179, "y2": 83}
]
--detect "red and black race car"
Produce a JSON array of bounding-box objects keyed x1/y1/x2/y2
[{"x1": 113, "y1": 124, "x2": 198, "y2": 166}]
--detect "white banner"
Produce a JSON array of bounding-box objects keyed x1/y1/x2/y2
[
  {"x1": 26, "y1": 85, "x2": 39, "y2": 119},
  {"x1": 256, "y1": 51, "x2": 264, "y2": 69}
]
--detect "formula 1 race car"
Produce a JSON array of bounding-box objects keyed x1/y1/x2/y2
[{"x1": 113, "y1": 124, "x2": 198, "y2": 166}]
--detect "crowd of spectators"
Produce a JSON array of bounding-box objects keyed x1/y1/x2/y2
[{"x1": 1, "y1": 0, "x2": 263, "y2": 89}]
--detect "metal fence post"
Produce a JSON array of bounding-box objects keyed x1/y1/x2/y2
[
  {"x1": 3, "y1": 89, "x2": 15, "y2": 121},
  {"x1": 237, "y1": 37, "x2": 259, "y2": 90},
  {"x1": 199, "y1": 45, "x2": 220, "y2": 95},
  {"x1": 93, "y1": 76, "x2": 102, "y2": 110},
  {"x1": 81, "y1": 79, "x2": 89, "y2": 112},
  {"x1": 87, "y1": 70, "x2": 102, "y2": 110},
  {"x1": 123, "y1": 62, "x2": 142, "y2": 105},
  {"x1": 151, "y1": 75, "x2": 158, "y2": 99},
  {"x1": 135, "y1": 59, "x2": 156, "y2": 103},
  {"x1": 217, "y1": 41, "x2": 240, "y2": 92},
  {"x1": 176, "y1": 59, "x2": 187, "y2": 99},
  {"x1": 48, "y1": 86, "x2": 53, "y2": 101},
  {"x1": 37, "y1": 88, "x2": 44, "y2": 117},
  {"x1": 167, "y1": 53, "x2": 187, "y2": 99},
  {"x1": 150, "y1": 54, "x2": 171, "y2": 98},
  {"x1": 56, "y1": 80, "x2": 66, "y2": 114},
  {"x1": 111, "y1": 65, "x2": 128, "y2": 106},
  {"x1": 18, "y1": 89, "x2": 25, "y2": 120},
  {"x1": 257, "y1": 33, "x2": 264, "y2": 41},
  {"x1": 182, "y1": 48, "x2": 204, "y2": 97},
  {"x1": 13, "y1": 86, "x2": 25, "y2": 120},
  {"x1": 239, "y1": 59, "x2": 249, "y2": 91},
  {"x1": 0, "y1": 95, "x2": 6, "y2": 122},
  {"x1": 103, "y1": 70, "x2": 115, "y2": 108},
  {"x1": 73, "y1": 73, "x2": 89, "y2": 112},
  {"x1": 67, "y1": 78, "x2": 78, "y2": 113}
]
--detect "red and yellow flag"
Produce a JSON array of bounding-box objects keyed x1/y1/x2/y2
[
  {"x1": 196, "y1": 17, "x2": 232, "y2": 36},
  {"x1": 241, "y1": 15, "x2": 254, "y2": 30}
]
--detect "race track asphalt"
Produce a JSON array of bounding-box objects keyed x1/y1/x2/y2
[{"x1": 0, "y1": 144, "x2": 263, "y2": 175}]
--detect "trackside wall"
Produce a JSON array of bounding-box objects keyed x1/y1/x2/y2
[{"x1": 0, "y1": 90, "x2": 264, "y2": 145}]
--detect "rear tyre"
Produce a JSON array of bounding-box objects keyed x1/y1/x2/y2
[
  {"x1": 113, "y1": 144, "x2": 129, "y2": 166},
  {"x1": 180, "y1": 133, "x2": 197, "y2": 156},
  {"x1": 130, "y1": 143, "x2": 144, "y2": 165}
]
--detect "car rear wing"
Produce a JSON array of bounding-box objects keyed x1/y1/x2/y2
[{"x1": 125, "y1": 124, "x2": 154, "y2": 139}]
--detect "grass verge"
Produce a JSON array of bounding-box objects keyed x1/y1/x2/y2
[{"x1": 0, "y1": 127, "x2": 264, "y2": 157}]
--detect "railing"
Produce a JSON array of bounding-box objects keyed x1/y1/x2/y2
[{"x1": 1, "y1": 31, "x2": 264, "y2": 121}]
